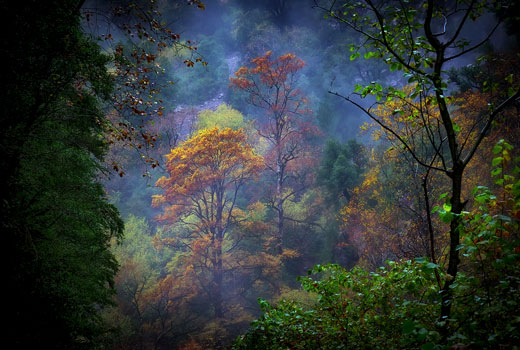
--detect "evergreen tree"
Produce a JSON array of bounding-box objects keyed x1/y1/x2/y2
[{"x1": 2, "y1": 1, "x2": 124, "y2": 348}]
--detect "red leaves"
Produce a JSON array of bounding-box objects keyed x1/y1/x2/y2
[
  {"x1": 88, "y1": 1, "x2": 209, "y2": 179},
  {"x1": 231, "y1": 51, "x2": 306, "y2": 90},
  {"x1": 230, "y1": 51, "x2": 306, "y2": 98},
  {"x1": 102, "y1": 33, "x2": 114, "y2": 41},
  {"x1": 110, "y1": 162, "x2": 125, "y2": 177},
  {"x1": 188, "y1": 0, "x2": 206, "y2": 10}
]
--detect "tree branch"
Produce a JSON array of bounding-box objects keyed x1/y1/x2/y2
[{"x1": 462, "y1": 90, "x2": 520, "y2": 166}]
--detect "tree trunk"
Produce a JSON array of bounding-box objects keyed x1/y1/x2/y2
[
  {"x1": 276, "y1": 157, "x2": 284, "y2": 254},
  {"x1": 440, "y1": 164, "x2": 464, "y2": 327}
]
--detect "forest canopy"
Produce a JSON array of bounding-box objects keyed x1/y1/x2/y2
[{"x1": 3, "y1": 0, "x2": 519, "y2": 349}]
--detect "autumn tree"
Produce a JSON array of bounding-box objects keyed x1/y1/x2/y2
[
  {"x1": 82, "y1": 0, "x2": 206, "y2": 174},
  {"x1": 317, "y1": 0, "x2": 520, "y2": 333},
  {"x1": 339, "y1": 143, "x2": 448, "y2": 271},
  {"x1": 230, "y1": 51, "x2": 318, "y2": 252},
  {"x1": 343, "y1": 85, "x2": 450, "y2": 270},
  {"x1": 152, "y1": 127, "x2": 264, "y2": 346}
]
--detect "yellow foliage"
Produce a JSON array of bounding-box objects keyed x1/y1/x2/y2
[
  {"x1": 154, "y1": 127, "x2": 264, "y2": 225},
  {"x1": 196, "y1": 103, "x2": 246, "y2": 131}
]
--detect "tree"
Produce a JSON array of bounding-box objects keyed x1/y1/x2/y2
[
  {"x1": 339, "y1": 144, "x2": 448, "y2": 270},
  {"x1": 196, "y1": 103, "x2": 248, "y2": 131},
  {"x1": 82, "y1": 0, "x2": 207, "y2": 174},
  {"x1": 318, "y1": 138, "x2": 367, "y2": 205},
  {"x1": 230, "y1": 51, "x2": 318, "y2": 252},
  {"x1": 316, "y1": 0, "x2": 520, "y2": 332},
  {"x1": 152, "y1": 127, "x2": 264, "y2": 346},
  {"x1": 2, "y1": 1, "x2": 124, "y2": 347}
]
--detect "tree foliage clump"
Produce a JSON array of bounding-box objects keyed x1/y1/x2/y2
[
  {"x1": 3, "y1": 0, "x2": 124, "y2": 348},
  {"x1": 231, "y1": 51, "x2": 319, "y2": 252},
  {"x1": 318, "y1": 138, "x2": 367, "y2": 205},
  {"x1": 151, "y1": 127, "x2": 275, "y2": 346},
  {"x1": 233, "y1": 260, "x2": 441, "y2": 350},
  {"x1": 196, "y1": 103, "x2": 248, "y2": 131}
]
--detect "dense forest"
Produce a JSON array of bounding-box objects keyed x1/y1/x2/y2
[{"x1": 3, "y1": 0, "x2": 519, "y2": 349}]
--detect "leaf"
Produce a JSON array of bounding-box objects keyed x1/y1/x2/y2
[
  {"x1": 415, "y1": 257, "x2": 426, "y2": 263},
  {"x1": 440, "y1": 211, "x2": 455, "y2": 223},
  {"x1": 425, "y1": 262, "x2": 439, "y2": 269},
  {"x1": 491, "y1": 168, "x2": 502, "y2": 177},
  {"x1": 453, "y1": 123, "x2": 460, "y2": 133},
  {"x1": 492, "y1": 157, "x2": 503, "y2": 167},
  {"x1": 402, "y1": 320, "x2": 415, "y2": 334},
  {"x1": 495, "y1": 214, "x2": 511, "y2": 222},
  {"x1": 422, "y1": 342, "x2": 434, "y2": 350}
]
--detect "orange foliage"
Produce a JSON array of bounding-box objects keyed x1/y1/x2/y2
[
  {"x1": 339, "y1": 148, "x2": 447, "y2": 269},
  {"x1": 231, "y1": 52, "x2": 319, "y2": 251},
  {"x1": 342, "y1": 51, "x2": 520, "y2": 269},
  {"x1": 344, "y1": 86, "x2": 451, "y2": 268},
  {"x1": 231, "y1": 51, "x2": 306, "y2": 91},
  {"x1": 151, "y1": 128, "x2": 282, "y2": 345},
  {"x1": 153, "y1": 127, "x2": 263, "y2": 227}
]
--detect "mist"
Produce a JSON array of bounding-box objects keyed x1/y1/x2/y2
[
  {"x1": 6, "y1": 0, "x2": 518, "y2": 349},
  {"x1": 98, "y1": 1, "x2": 519, "y2": 349}
]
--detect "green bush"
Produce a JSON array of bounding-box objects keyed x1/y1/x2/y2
[{"x1": 233, "y1": 142, "x2": 520, "y2": 349}]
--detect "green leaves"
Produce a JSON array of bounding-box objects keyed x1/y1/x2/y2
[
  {"x1": 364, "y1": 51, "x2": 376, "y2": 59},
  {"x1": 455, "y1": 142, "x2": 520, "y2": 347},
  {"x1": 491, "y1": 140, "x2": 515, "y2": 185},
  {"x1": 432, "y1": 192, "x2": 456, "y2": 223},
  {"x1": 402, "y1": 320, "x2": 416, "y2": 334},
  {"x1": 317, "y1": 138, "x2": 367, "y2": 206},
  {"x1": 234, "y1": 260, "x2": 443, "y2": 349},
  {"x1": 452, "y1": 123, "x2": 461, "y2": 133},
  {"x1": 492, "y1": 157, "x2": 503, "y2": 167},
  {"x1": 356, "y1": 81, "x2": 384, "y2": 100},
  {"x1": 425, "y1": 262, "x2": 439, "y2": 269},
  {"x1": 389, "y1": 61, "x2": 402, "y2": 72}
]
